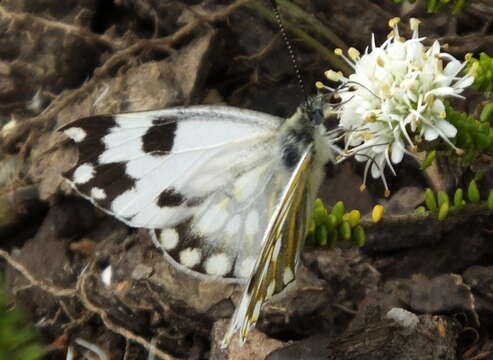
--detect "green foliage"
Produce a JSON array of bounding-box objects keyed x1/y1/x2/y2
[
  {"x1": 420, "y1": 150, "x2": 436, "y2": 170},
  {"x1": 418, "y1": 179, "x2": 492, "y2": 220},
  {"x1": 488, "y1": 190, "x2": 493, "y2": 209},
  {"x1": 480, "y1": 103, "x2": 493, "y2": 122},
  {"x1": 467, "y1": 53, "x2": 493, "y2": 93},
  {"x1": 425, "y1": 188, "x2": 438, "y2": 212},
  {"x1": 454, "y1": 188, "x2": 465, "y2": 210},
  {"x1": 437, "y1": 191, "x2": 449, "y2": 208},
  {"x1": 391, "y1": 0, "x2": 466, "y2": 14},
  {"x1": 445, "y1": 103, "x2": 493, "y2": 164},
  {"x1": 0, "y1": 281, "x2": 44, "y2": 360},
  {"x1": 438, "y1": 201, "x2": 449, "y2": 221},
  {"x1": 468, "y1": 179, "x2": 480, "y2": 204},
  {"x1": 307, "y1": 199, "x2": 366, "y2": 248}
]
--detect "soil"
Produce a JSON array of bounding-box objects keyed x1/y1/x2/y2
[{"x1": 0, "y1": 0, "x2": 493, "y2": 359}]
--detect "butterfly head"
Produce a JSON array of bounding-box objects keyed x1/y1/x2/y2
[{"x1": 303, "y1": 95, "x2": 327, "y2": 126}]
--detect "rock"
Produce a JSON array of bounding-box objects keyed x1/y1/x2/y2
[
  {"x1": 408, "y1": 274, "x2": 479, "y2": 325},
  {"x1": 327, "y1": 304, "x2": 460, "y2": 360},
  {"x1": 463, "y1": 265, "x2": 493, "y2": 328}
]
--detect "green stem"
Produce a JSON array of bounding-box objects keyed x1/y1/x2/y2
[{"x1": 249, "y1": 0, "x2": 352, "y2": 75}]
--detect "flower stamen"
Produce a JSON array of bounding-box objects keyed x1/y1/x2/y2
[{"x1": 325, "y1": 17, "x2": 474, "y2": 191}]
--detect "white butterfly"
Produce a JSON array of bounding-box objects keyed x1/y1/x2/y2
[{"x1": 60, "y1": 95, "x2": 341, "y2": 346}]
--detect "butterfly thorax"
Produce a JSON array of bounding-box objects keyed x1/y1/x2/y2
[{"x1": 280, "y1": 101, "x2": 332, "y2": 170}]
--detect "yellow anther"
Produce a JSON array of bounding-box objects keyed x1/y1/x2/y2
[
  {"x1": 325, "y1": 70, "x2": 343, "y2": 81},
  {"x1": 315, "y1": 81, "x2": 325, "y2": 89},
  {"x1": 410, "y1": 18, "x2": 421, "y2": 31},
  {"x1": 348, "y1": 47, "x2": 360, "y2": 61},
  {"x1": 334, "y1": 48, "x2": 343, "y2": 56},
  {"x1": 388, "y1": 17, "x2": 400, "y2": 28},
  {"x1": 364, "y1": 113, "x2": 376, "y2": 123}
]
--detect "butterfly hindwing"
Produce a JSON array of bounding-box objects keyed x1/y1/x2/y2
[
  {"x1": 61, "y1": 105, "x2": 302, "y2": 279},
  {"x1": 222, "y1": 146, "x2": 314, "y2": 346}
]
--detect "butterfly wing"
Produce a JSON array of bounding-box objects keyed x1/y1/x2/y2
[
  {"x1": 61, "y1": 105, "x2": 299, "y2": 279},
  {"x1": 222, "y1": 146, "x2": 315, "y2": 346}
]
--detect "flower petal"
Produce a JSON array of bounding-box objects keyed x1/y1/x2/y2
[
  {"x1": 432, "y1": 99, "x2": 445, "y2": 115},
  {"x1": 424, "y1": 127, "x2": 439, "y2": 141},
  {"x1": 436, "y1": 119, "x2": 457, "y2": 138},
  {"x1": 391, "y1": 141, "x2": 405, "y2": 164}
]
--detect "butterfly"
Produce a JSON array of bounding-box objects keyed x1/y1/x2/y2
[{"x1": 60, "y1": 94, "x2": 342, "y2": 347}]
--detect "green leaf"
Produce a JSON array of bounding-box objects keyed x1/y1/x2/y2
[
  {"x1": 425, "y1": 188, "x2": 437, "y2": 211},
  {"x1": 488, "y1": 190, "x2": 493, "y2": 210},
  {"x1": 339, "y1": 221, "x2": 351, "y2": 241},
  {"x1": 316, "y1": 224, "x2": 328, "y2": 246},
  {"x1": 325, "y1": 214, "x2": 338, "y2": 230},
  {"x1": 415, "y1": 206, "x2": 427, "y2": 214},
  {"x1": 454, "y1": 188, "x2": 464, "y2": 209},
  {"x1": 468, "y1": 179, "x2": 480, "y2": 204},
  {"x1": 438, "y1": 201, "x2": 449, "y2": 221},
  {"x1": 437, "y1": 191, "x2": 449, "y2": 208},
  {"x1": 480, "y1": 103, "x2": 493, "y2": 122},
  {"x1": 331, "y1": 201, "x2": 345, "y2": 224},
  {"x1": 353, "y1": 225, "x2": 366, "y2": 247},
  {"x1": 420, "y1": 150, "x2": 436, "y2": 170},
  {"x1": 313, "y1": 206, "x2": 328, "y2": 226}
]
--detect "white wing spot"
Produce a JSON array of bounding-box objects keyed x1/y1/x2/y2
[
  {"x1": 159, "y1": 228, "x2": 179, "y2": 250},
  {"x1": 283, "y1": 266, "x2": 294, "y2": 285},
  {"x1": 204, "y1": 253, "x2": 232, "y2": 276},
  {"x1": 251, "y1": 299, "x2": 263, "y2": 323},
  {"x1": 225, "y1": 215, "x2": 241, "y2": 236},
  {"x1": 245, "y1": 210, "x2": 259, "y2": 237},
  {"x1": 196, "y1": 204, "x2": 228, "y2": 233},
  {"x1": 266, "y1": 280, "x2": 276, "y2": 298},
  {"x1": 236, "y1": 256, "x2": 256, "y2": 278},
  {"x1": 90, "y1": 187, "x2": 107, "y2": 200},
  {"x1": 234, "y1": 169, "x2": 260, "y2": 201},
  {"x1": 179, "y1": 248, "x2": 202, "y2": 268},
  {"x1": 73, "y1": 163, "x2": 95, "y2": 184},
  {"x1": 272, "y1": 238, "x2": 282, "y2": 260},
  {"x1": 64, "y1": 127, "x2": 87, "y2": 142},
  {"x1": 111, "y1": 189, "x2": 139, "y2": 218}
]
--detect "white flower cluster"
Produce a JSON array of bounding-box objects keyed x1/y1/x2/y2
[{"x1": 319, "y1": 18, "x2": 474, "y2": 195}]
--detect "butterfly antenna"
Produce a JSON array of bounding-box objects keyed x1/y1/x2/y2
[{"x1": 269, "y1": 0, "x2": 308, "y2": 103}]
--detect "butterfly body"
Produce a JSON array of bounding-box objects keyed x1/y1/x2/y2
[{"x1": 60, "y1": 97, "x2": 338, "y2": 345}]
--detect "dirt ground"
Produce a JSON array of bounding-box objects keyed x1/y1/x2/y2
[{"x1": 0, "y1": 0, "x2": 493, "y2": 359}]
